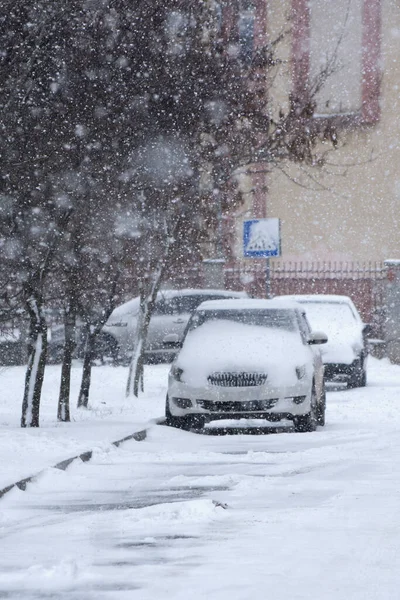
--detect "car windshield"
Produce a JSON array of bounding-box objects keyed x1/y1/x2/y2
[
  {"x1": 299, "y1": 302, "x2": 357, "y2": 330},
  {"x1": 188, "y1": 308, "x2": 297, "y2": 332},
  {"x1": 154, "y1": 295, "x2": 235, "y2": 316}
]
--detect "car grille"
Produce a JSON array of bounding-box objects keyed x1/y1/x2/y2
[
  {"x1": 197, "y1": 399, "x2": 279, "y2": 412},
  {"x1": 207, "y1": 372, "x2": 268, "y2": 387}
]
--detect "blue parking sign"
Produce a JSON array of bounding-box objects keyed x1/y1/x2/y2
[{"x1": 243, "y1": 218, "x2": 281, "y2": 258}]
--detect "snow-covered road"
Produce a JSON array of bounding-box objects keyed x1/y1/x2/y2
[{"x1": 1, "y1": 358, "x2": 400, "y2": 599}]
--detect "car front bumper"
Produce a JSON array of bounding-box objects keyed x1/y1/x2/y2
[
  {"x1": 323, "y1": 357, "x2": 364, "y2": 382},
  {"x1": 144, "y1": 347, "x2": 178, "y2": 364},
  {"x1": 168, "y1": 377, "x2": 312, "y2": 421}
]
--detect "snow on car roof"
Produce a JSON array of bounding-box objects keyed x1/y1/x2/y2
[
  {"x1": 278, "y1": 294, "x2": 363, "y2": 326},
  {"x1": 196, "y1": 297, "x2": 300, "y2": 311},
  {"x1": 278, "y1": 294, "x2": 355, "y2": 305},
  {"x1": 157, "y1": 288, "x2": 248, "y2": 299},
  {"x1": 110, "y1": 289, "x2": 248, "y2": 317}
]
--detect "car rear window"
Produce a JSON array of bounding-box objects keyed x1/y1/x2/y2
[
  {"x1": 188, "y1": 308, "x2": 297, "y2": 332},
  {"x1": 299, "y1": 302, "x2": 357, "y2": 329}
]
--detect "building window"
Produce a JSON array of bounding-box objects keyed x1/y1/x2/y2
[
  {"x1": 292, "y1": 0, "x2": 381, "y2": 125},
  {"x1": 239, "y1": 3, "x2": 256, "y2": 64},
  {"x1": 310, "y1": 0, "x2": 363, "y2": 116},
  {"x1": 165, "y1": 10, "x2": 190, "y2": 56}
]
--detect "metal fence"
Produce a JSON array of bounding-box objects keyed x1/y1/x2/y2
[
  {"x1": 224, "y1": 261, "x2": 386, "y2": 337},
  {"x1": 123, "y1": 260, "x2": 387, "y2": 338}
]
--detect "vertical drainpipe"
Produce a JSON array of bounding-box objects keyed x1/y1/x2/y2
[
  {"x1": 361, "y1": 0, "x2": 381, "y2": 124},
  {"x1": 250, "y1": 0, "x2": 268, "y2": 221},
  {"x1": 291, "y1": 0, "x2": 311, "y2": 100},
  {"x1": 203, "y1": 1, "x2": 240, "y2": 290},
  {"x1": 383, "y1": 260, "x2": 400, "y2": 364},
  {"x1": 213, "y1": 1, "x2": 240, "y2": 289},
  {"x1": 251, "y1": 0, "x2": 269, "y2": 297}
]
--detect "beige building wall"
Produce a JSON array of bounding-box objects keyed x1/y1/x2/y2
[{"x1": 233, "y1": 0, "x2": 400, "y2": 264}]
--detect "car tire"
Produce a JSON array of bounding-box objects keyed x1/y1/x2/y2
[
  {"x1": 294, "y1": 388, "x2": 317, "y2": 432},
  {"x1": 360, "y1": 368, "x2": 367, "y2": 387},
  {"x1": 294, "y1": 412, "x2": 317, "y2": 432},
  {"x1": 316, "y1": 392, "x2": 326, "y2": 427},
  {"x1": 316, "y1": 387, "x2": 326, "y2": 427},
  {"x1": 165, "y1": 396, "x2": 205, "y2": 430},
  {"x1": 47, "y1": 345, "x2": 64, "y2": 365},
  {"x1": 348, "y1": 359, "x2": 367, "y2": 389},
  {"x1": 92, "y1": 333, "x2": 120, "y2": 365}
]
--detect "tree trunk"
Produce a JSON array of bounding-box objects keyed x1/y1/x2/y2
[
  {"x1": 21, "y1": 296, "x2": 48, "y2": 428},
  {"x1": 126, "y1": 230, "x2": 175, "y2": 398},
  {"x1": 77, "y1": 326, "x2": 96, "y2": 408},
  {"x1": 76, "y1": 277, "x2": 119, "y2": 409},
  {"x1": 126, "y1": 328, "x2": 145, "y2": 399},
  {"x1": 57, "y1": 308, "x2": 76, "y2": 421}
]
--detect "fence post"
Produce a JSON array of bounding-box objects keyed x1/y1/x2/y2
[
  {"x1": 383, "y1": 259, "x2": 400, "y2": 364},
  {"x1": 202, "y1": 259, "x2": 226, "y2": 289},
  {"x1": 265, "y1": 258, "x2": 271, "y2": 298}
]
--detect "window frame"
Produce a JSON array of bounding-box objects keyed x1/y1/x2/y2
[{"x1": 291, "y1": 0, "x2": 381, "y2": 128}]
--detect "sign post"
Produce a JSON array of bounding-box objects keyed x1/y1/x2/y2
[{"x1": 243, "y1": 218, "x2": 281, "y2": 298}]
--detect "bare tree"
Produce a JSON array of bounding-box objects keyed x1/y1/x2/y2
[
  {"x1": 120, "y1": 3, "x2": 340, "y2": 397},
  {"x1": 0, "y1": 0, "x2": 341, "y2": 415},
  {"x1": 0, "y1": 199, "x2": 71, "y2": 427}
]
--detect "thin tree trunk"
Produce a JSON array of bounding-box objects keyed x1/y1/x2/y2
[
  {"x1": 76, "y1": 275, "x2": 119, "y2": 409},
  {"x1": 126, "y1": 333, "x2": 144, "y2": 398},
  {"x1": 20, "y1": 209, "x2": 72, "y2": 427},
  {"x1": 126, "y1": 228, "x2": 176, "y2": 398},
  {"x1": 126, "y1": 273, "x2": 162, "y2": 399},
  {"x1": 57, "y1": 308, "x2": 76, "y2": 421},
  {"x1": 21, "y1": 296, "x2": 48, "y2": 428},
  {"x1": 77, "y1": 326, "x2": 96, "y2": 408}
]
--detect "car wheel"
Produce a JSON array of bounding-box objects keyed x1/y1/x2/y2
[
  {"x1": 294, "y1": 388, "x2": 317, "y2": 432},
  {"x1": 165, "y1": 394, "x2": 178, "y2": 425},
  {"x1": 294, "y1": 412, "x2": 317, "y2": 432},
  {"x1": 186, "y1": 414, "x2": 206, "y2": 429},
  {"x1": 92, "y1": 333, "x2": 120, "y2": 365},
  {"x1": 165, "y1": 396, "x2": 205, "y2": 430},
  {"x1": 348, "y1": 359, "x2": 367, "y2": 389},
  {"x1": 360, "y1": 368, "x2": 367, "y2": 387},
  {"x1": 47, "y1": 345, "x2": 64, "y2": 365},
  {"x1": 316, "y1": 386, "x2": 326, "y2": 427}
]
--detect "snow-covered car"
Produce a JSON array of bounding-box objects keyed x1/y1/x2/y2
[
  {"x1": 103, "y1": 288, "x2": 248, "y2": 364},
  {"x1": 278, "y1": 294, "x2": 369, "y2": 388},
  {"x1": 166, "y1": 298, "x2": 327, "y2": 432}
]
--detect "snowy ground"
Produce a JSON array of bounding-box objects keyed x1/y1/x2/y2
[
  {"x1": 0, "y1": 362, "x2": 169, "y2": 490},
  {"x1": 1, "y1": 357, "x2": 400, "y2": 599}
]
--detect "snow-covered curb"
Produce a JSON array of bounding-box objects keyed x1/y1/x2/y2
[
  {"x1": 0, "y1": 423, "x2": 161, "y2": 500},
  {"x1": 0, "y1": 363, "x2": 170, "y2": 495}
]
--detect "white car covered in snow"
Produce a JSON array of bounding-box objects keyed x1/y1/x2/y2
[
  {"x1": 166, "y1": 298, "x2": 327, "y2": 432},
  {"x1": 279, "y1": 294, "x2": 369, "y2": 388}
]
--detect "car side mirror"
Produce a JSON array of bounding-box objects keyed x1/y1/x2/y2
[
  {"x1": 308, "y1": 331, "x2": 328, "y2": 345},
  {"x1": 163, "y1": 333, "x2": 182, "y2": 348},
  {"x1": 363, "y1": 323, "x2": 373, "y2": 337}
]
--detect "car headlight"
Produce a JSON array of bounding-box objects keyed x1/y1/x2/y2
[
  {"x1": 295, "y1": 365, "x2": 307, "y2": 380},
  {"x1": 170, "y1": 366, "x2": 184, "y2": 382}
]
